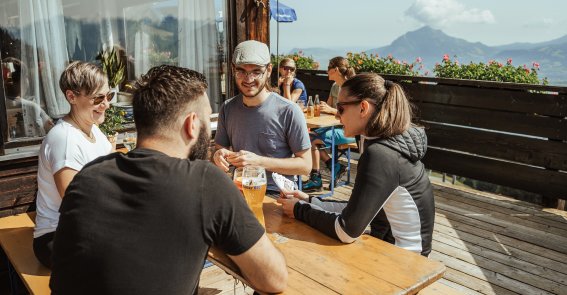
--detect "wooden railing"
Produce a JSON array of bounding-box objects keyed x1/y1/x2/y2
[
  {"x1": 0, "y1": 156, "x2": 37, "y2": 217},
  {"x1": 297, "y1": 70, "x2": 567, "y2": 207}
]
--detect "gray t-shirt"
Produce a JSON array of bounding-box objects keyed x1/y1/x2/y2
[
  {"x1": 215, "y1": 92, "x2": 311, "y2": 191},
  {"x1": 329, "y1": 83, "x2": 340, "y2": 108}
]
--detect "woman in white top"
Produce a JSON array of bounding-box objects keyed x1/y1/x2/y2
[{"x1": 33, "y1": 61, "x2": 113, "y2": 268}]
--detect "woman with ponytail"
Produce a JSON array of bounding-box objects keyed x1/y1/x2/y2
[
  {"x1": 303, "y1": 57, "x2": 357, "y2": 191},
  {"x1": 279, "y1": 73, "x2": 435, "y2": 257}
]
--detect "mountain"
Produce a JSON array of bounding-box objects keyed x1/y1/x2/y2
[
  {"x1": 367, "y1": 26, "x2": 495, "y2": 66},
  {"x1": 494, "y1": 34, "x2": 567, "y2": 51},
  {"x1": 290, "y1": 26, "x2": 567, "y2": 85},
  {"x1": 495, "y1": 42, "x2": 567, "y2": 84}
]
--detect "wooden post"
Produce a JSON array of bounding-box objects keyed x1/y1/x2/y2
[{"x1": 227, "y1": 0, "x2": 270, "y2": 98}]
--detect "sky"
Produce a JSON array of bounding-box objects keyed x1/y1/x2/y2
[{"x1": 269, "y1": 0, "x2": 567, "y2": 52}]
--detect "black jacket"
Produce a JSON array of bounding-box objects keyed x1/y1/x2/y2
[{"x1": 294, "y1": 126, "x2": 435, "y2": 256}]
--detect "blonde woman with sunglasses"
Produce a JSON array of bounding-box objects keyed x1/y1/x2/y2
[
  {"x1": 279, "y1": 73, "x2": 435, "y2": 257},
  {"x1": 277, "y1": 57, "x2": 307, "y2": 103},
  {"x1": 33, "y1": 61, "x2": 113, "y2": 268}
]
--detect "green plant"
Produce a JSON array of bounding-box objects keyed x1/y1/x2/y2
[
  {"x1": 97, "y1": 46, "x2": 125, "y2": 88},
  {"x1": 347, "y1": 52, "x2": 423, "y2": 76},
  {"x1": 98, "y1": 105, "x2": 126, "y2": 136},
  {"x1": 271, "y1": 51, "x2": 318, "y2": 70},
  {"x1": 433, "y1": 55, "x2": 548, "y2": 85}
]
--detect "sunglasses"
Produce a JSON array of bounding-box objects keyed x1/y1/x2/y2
[
  {"x1": 281, "y1": 66, "x2": 296, "y2": 72},
  {"x1": 336, "y1": 100, "x2": 362, "y2": 115},
  {"x1": 75, "y1": 91, "x2": 115, "y2": 105},
  {"x1": 336, "y1": 99, "x2": 378, "y2": 115}
]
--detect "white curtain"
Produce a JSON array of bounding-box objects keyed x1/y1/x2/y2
[
  {"x1": 178, "y1": 0, "x2": 221, "y2": 112},
  {"x1": 134, "y1": 27, "x2": 151, "y2": 78},
  {"x1": 19, "y1": 0, "x2": 69, "y2": 118}
]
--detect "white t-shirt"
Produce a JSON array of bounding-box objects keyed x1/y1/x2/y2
[{"x1": 34, "y1": 119, "x2": 111, "y2": 238}]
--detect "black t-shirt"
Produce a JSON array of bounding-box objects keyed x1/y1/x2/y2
[{"x1": 50, "y1": 148, "x2": 264, "y2": 295}]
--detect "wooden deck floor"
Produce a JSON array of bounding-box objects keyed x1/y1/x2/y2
[{"x1": 198, "y1": 171, "x2": 567, "y2": 294}]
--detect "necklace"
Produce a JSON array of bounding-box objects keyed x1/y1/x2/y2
[{"x1": 67, "y1": 115, "x2": 95, "y2": 141}]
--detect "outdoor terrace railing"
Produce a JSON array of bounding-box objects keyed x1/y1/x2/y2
[{"x1": 296, "y1": 69, "x2": 567, "y2": 208}]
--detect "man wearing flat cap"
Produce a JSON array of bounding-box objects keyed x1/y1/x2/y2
[{"x1": 213, "y1": 40, "x2": 311, "y2": 194}]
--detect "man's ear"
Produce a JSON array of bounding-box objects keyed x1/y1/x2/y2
[{"x1": 183, "y1": 112, "x2": 199, "y2": 141}]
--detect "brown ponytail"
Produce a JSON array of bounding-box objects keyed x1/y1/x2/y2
[
  {"x1": 342, "y1": 73, "x2": 413, "y2": 138},
  {"x1": 328, "y1": 56, "x2": 356, "y2": 80}
]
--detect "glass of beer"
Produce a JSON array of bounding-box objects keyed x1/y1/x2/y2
[
  {"x1": 233, "y1": 167, "x2": 244, "y2": 193},
  {"x1": 242, "y1": 166, "x2": 267, "y2": 226},
  {"x1": 123, "y1": 132, "x2": 137, "y2": 151}
]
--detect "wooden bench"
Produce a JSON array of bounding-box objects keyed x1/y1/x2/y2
[
  {"x1": 0, "y1": 212, "x2": 50, "y2": 295},
  {"x1": 337, "y1": 142, "x2": 358, "y2": 185}
]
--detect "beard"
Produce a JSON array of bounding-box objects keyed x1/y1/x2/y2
[
  {"x1": 188, "y1": 124, "x2": 210, "y2": 161},
  {"x1": 240, "y1": 77, "x2": 268, "y2": 98}
]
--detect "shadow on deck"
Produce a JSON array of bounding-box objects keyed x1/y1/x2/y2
[{"x1": 198, "y1": 167, "x2": 567, "y2": 294}]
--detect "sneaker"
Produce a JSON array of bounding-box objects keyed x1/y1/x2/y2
[
  {"x1": 302, "y1": 174, "x2": 322, "y2": 192},
  {"x1": 328, "y1": 163, "x2": 347, "y2": 189}
]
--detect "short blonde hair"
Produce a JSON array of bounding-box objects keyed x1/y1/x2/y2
[{"x1": 59, "y1": 61, "x2": 108, "y2": 96}]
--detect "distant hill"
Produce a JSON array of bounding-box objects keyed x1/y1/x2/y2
[
  {"x1": 367, "y1": 26, "x2": 495, "y2": 66},
  {"x1": 290, "y1": 26, "x2": 567, "y2": 85}
]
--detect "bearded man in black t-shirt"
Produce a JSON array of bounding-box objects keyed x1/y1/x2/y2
[{"x1": 50, "y1": 65, "x2": 288, "y2": 295}]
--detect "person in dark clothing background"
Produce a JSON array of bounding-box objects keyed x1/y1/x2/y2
[{"x1": 278, "y1": 72, "x2": 435, "y2": 256}]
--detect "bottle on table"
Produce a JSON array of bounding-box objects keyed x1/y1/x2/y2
[
  {"x1": 314, "y1": 94, "x2": 321, "y2": 117},
  {"x1": 306, "y1": 95, "x2": 314, "y2": 119}
]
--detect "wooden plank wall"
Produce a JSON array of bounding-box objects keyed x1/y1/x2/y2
[
  {"x1": 295, "y1": 70, "x2": 333, "y2": 100},
  {"x1": 0, "y1": 156, "x2": 37, "y2": 217},
  {"x1": 298, "y1": 70, "x2": 567, "y2": 205}
]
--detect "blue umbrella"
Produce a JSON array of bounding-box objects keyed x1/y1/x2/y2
[{"x1": 270, "y1": 0, "x2": 297, "y2": 23}]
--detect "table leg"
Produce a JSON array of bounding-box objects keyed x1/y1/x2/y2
[{"x1": 330, "y1": 126, "x2": 335, "y2": 194}]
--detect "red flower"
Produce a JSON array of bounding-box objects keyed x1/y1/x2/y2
[
  {"x1": 532, "y1": 62, "x2": 540, "y2": 69},
  {"x1": 443, "y1": 54, "x2": 449, "y2": 61},
  {"x1": 507, "y1": 58, "x2": 512, "y2": 65},
  {"x1": 416, "y1": 57, "x2": 422, "y2": 63}
]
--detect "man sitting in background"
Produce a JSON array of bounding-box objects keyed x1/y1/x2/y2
[{"x1": 50, "y1": 65, "x2": 287, "y2": 295}]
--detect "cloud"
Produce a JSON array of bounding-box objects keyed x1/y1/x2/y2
[{"x1": 405, "y1": 0, "x2": 495, "y2": 28}]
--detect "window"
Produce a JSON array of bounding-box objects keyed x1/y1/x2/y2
[{"x1": 0, "y1": 0, "x2": 227, "y2": 154}]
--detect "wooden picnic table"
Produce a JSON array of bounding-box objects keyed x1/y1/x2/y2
[
  {"x1": 208, "y1": 197, "x2": 446, "y2": 294},
  {"x1": 305, "y1": 113, "x2": 341, "y2": 129}
]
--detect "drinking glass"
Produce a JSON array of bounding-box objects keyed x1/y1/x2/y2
[
  {"x1": 233, "y1": 167, "x2": 244, "y2": 193},
  {"x1": 242, "y1": 166, "x2": 267, "y2": 226},
  {"x1": 123, "y1": 132, "x2": 137, "y2": 151},
  {"x1": 296, "y1": 100, "x2": 306, "y2": 114}
]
